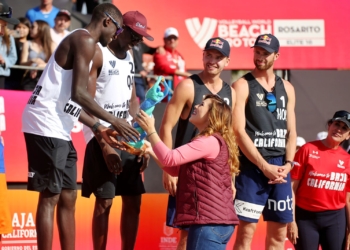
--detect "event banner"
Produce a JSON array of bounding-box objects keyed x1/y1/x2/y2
[
  {"x1": 0, "y1": 190, "x2": 295, "y2": 249},
  {"x1": 112, "y1": 0, "x2": 350, "y2": 69}
]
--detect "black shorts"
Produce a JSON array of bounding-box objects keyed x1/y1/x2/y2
[
  {"x1": 24, "y1": 133, "x2": 77, "y2": 193},
  {"x1": 81, "y1": 137, "x2": 145, "y2": 199}
]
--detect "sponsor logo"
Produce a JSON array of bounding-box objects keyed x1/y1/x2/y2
[
  {"x1": 108, "y1": 69, "x2": 119, "y2": 75},
  {"x1": 109, "y1": 60, "x2": 116, "y2": 68},
  {"x1": 267, "y1": 196, "x2": 293, "y2": 211},
  {"x1": 255, "y1": 93, "x2": 267, "y2": 107},
  {"x1": 159, "y1": 222, "x2": 177, "y2": 249},
  {"x1": 256, "y1": 93, "x2": 264, "y2": 100},
  {"x1": 1, "y1": 212, "x2": 37, "y2": 247},
  {"x1": 185, "y1": 17, "x2": 325, "y2": 48},
  {"x1": 273, "y1": 19, "x2": 325, "y2": 46},
  {"x1": 185, "y1": 17, "x2": 218, "y2": 49},
  {"x1": 234, "y1": 199, "x2": 264, "y2": 220},
  {"x1": 309, "y1": 150, "x2": 320, "y2": 159},
  {"x1": 258, "y1": 35, "x2": 272, "y2": 45},
  {"x1": 210, "y1": 38, "x2": 224, "y2": 48},
  {"x1": 136, "y1": 22, "x2": 145, "y2": 29},
  {"x1": 337, "y1": 160, "x2": 345, "y2": 169}
]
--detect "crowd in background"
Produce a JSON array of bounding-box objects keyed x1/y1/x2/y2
[{"x1": 2, "y1": 0, "x2": 191, "y2": 104}]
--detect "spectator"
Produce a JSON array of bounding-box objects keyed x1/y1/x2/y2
[
  {"x1": 50, "y1": 10, "x2": 71, "y2": 45},
  {"x1": 153, "y1": 27, "x2": 191, "y2": 91},
  {"x1": 75, "y1": 0, "x2": 98, "y2": 14},
  {"x1": 132, "y1": 42, "x2": 157, "y2": 103},
  {"x1": 287, "y1": 110, "x2": 350, "y2": 249},
  {"x1": 0, "y1": 12, "x2": 18, "y2": 89},
  {"x1": 296, "y1": 136, "x2": 306, "y2": 151},
  {"x1": 25, "y1": 0, "x2": 59, "y2": 28},
  {"x1": 316, "y1": 131, "x2": 328, "y2": 140},
  {"x1": 20, "y1": 20, "x2": 56, "y2": 90},
  {"x1": 5, "y1": 17, "x2": 31, "y2": 90}
]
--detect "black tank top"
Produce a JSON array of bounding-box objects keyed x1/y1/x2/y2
[
  {"x1": 174, "y1": 74, "x2": 232, "y2": 148},
  {"x1": 244, "y1": 72, "x2": 288, "y2": 158}
]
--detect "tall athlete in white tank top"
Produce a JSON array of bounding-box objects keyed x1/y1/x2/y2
[
  {"x1": 83, "y1": 43, "x2": 133, "y2": 143},
  {"x1": 19, "y1": 5, "x2": 132, "y2": 250},
  {"x1": 22, "y1": 29, "x2": 91, "y2": 141},
  {"x1": 81, "y1": 10, "x2": 155, "y2": 250}
]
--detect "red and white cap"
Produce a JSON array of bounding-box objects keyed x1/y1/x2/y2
[{"x1": 123, "y1": 11, "x2": 154, "y2": 41}]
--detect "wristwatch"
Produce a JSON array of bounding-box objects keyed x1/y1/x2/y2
[
  {"x1": 284, "y1": 160, "x2": 295, "y2": 169},
  {"x1": 91, "y1": 122, "x2": 101, "y2": 133}
]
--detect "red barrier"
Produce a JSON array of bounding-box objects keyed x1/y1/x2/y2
[{"x1": 0, "y1": 191, "x2": 296, "y2": 249}]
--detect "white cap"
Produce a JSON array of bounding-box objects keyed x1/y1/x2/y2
[
  {"x1": 164, "y1": 27, "x2": 179, "y2": 38},
  {"x1": 296, "y1": 137, "x2": 306, "y2": 147},
  {"x1": 316, "y1": 131, "x2": 328, "y2": 140}
]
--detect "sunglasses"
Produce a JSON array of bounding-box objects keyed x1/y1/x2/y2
[
  {"x1": 333, "y1": 111, "x2": 350, "y2": 121},
  {"x1": 265, "y1": 92, "x2": 277, "y2": 112},
  {"x1": 126, "y1": 26, "x2": 143, "y2": 43},
  {"x1": 104, "y1": 12, "x2": 123, "y2": 36},
  {"x1": 205, "y1": 94, "x2": 230, "y2": 108},
  {"x1": 0, "y1": 7, "x2": 12, "y2": 18}
]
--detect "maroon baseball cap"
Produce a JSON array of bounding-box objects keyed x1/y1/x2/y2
[
  {"x1": 56, "y1": 9, "x2": 71, "y2": 20},
  {"x1": 123, "y1": 11, "x2": 154, "y2": 41}
]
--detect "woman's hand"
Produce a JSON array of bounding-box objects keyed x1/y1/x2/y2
[
  {"x1": 135, "y1": 110, "x2": 156, "y2": 135},
  {"x1": 287, "y1": 221, "x2": 298, "y2": 245}
]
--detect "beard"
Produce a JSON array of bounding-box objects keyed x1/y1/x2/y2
[{"x1": 254, "y1": 60, "x2": 274, "y2": 71}]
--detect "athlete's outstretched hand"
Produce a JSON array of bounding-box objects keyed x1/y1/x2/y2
[
  {"x1": 287, "y1": 221, "x2": 298, "y2": 245},
  {"x1": 95, "y1": 126, "x2": 126, "y2": 150},
  {"x1": 110, "y1": 117, "x2": 140, "y2": 142}
]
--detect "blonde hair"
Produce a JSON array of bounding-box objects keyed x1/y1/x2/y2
[
  {"x1": 197, "y1": 94, "x2": 240, "y2": 176},
  {"x1": 2, "y1": 27, "x2": 10, "y2": 55}
]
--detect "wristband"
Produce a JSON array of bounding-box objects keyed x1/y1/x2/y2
[
  {"x1": 284, "y1": 160, "x2": 295, "y2": 169},
  {"x1": 147, "y1": 131, "x2": 157, "y2": 139},
  {"x1": 91, "y1": 122, "x2": 101, "y2": 133}
]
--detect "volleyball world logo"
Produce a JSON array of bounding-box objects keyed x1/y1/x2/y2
[{"x1": 185, "y1": 17, "x2": 217, "y2": 49}]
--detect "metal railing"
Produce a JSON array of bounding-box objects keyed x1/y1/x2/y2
[{"x1": 9, "y1": 65, "x2": 174, "y2": 96}]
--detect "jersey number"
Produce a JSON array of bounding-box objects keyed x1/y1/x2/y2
[{"x1": 127, "y1": 62, "x2": 134, "y2": 90}]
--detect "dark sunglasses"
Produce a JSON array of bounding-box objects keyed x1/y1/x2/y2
[
  {"x1": 104, "y1": 12, "x2": 123, "y2": 36},
  {"x1": 333, "y1": 111, "x2": 350, "y2": 121},
  {"x1": 126, "y1": 26, "x2": 143, "y2": 43},
  {"x1": 0, "y1": 7, "x2": 12, "y2": 18},
  {"x1": 265, "y1": 92, "x2": 277, "y2": 112}
]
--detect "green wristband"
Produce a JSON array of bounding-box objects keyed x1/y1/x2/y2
[{"x1": 147, "y1": 131, "x2": 157, "y2": 139}]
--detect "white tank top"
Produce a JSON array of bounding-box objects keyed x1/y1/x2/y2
[
  {"x1": 22, "y1": 29, "x2": 91, "y2": 141},
  {"x1": 83, "y1": 43, "x2": 134, "y2": 143}
]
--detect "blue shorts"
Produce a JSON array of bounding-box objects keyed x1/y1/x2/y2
[
  {"x1": 166, "y1": 195, "x2": 189, "y2": 230},
  {"x1": 234, "y1": 155, "x2": 293, "y2": 223}
]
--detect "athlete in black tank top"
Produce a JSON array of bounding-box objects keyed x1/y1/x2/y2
[{"x1": 174, "y1": 74, "x2": 232, "y2": 148}]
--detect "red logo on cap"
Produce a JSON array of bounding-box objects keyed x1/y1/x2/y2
[
  {"x1": 258, "y1": 35, "x2": 271, "y2": 45},
  {"x1": 210, "y1": 38, "x2": 224, "y2": 48}
]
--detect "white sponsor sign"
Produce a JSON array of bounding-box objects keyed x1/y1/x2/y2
[
  {"x1": 273, "y1": 19, "x2": 325, "y2": 46},
  {"x1": 186, "y1": 18, "x2": 326, "y2": 49}
]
